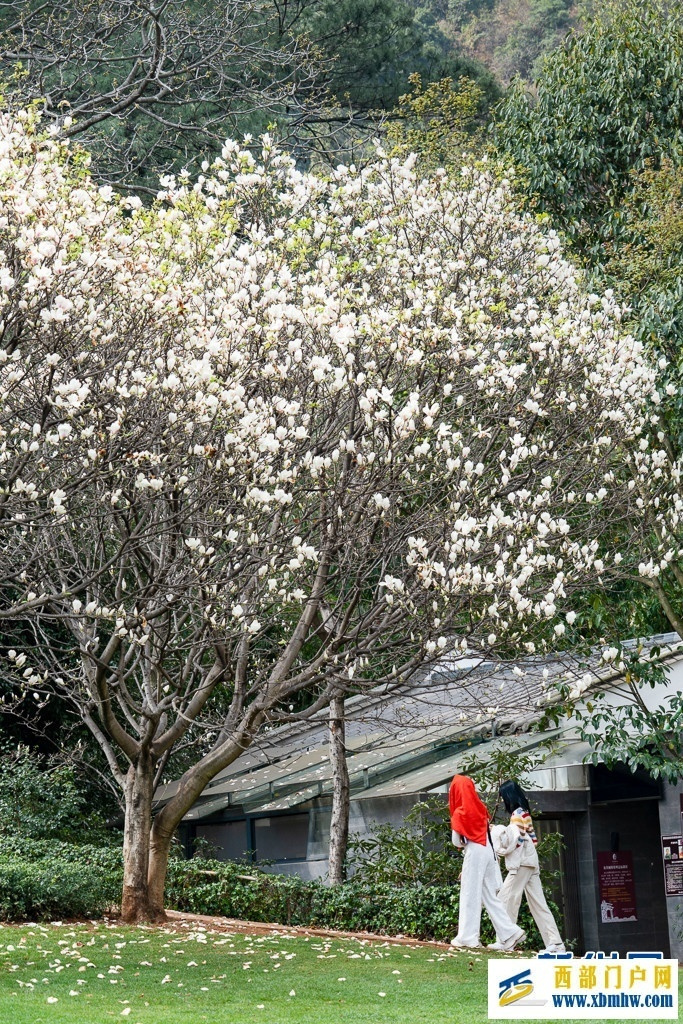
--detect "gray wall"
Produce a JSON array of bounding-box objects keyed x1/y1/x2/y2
[
  {"x1": 574, "y1": 810, "x2": 599, "y2": 954},
  {"x1": 657, "y1": 782, "x2": 683, "y2": 962},
  {"x1": 575, "y1": 799, "x2": 670, "y2": 957}
]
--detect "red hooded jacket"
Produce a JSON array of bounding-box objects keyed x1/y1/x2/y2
[{"x1": 448, "y1": 774, "x2": 489, "y2": 847}]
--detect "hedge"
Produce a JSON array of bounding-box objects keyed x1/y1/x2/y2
[
  {"x1": 0, "y1": 844, "x2": 546, "y2": 948},
  {"x1": 0, "y1": 860, "x2": 121, "y2": 921},
  {"x1": 166, "y1": 859, "x2": 547, "y2": 946},
  {"x1": 164, "y1": 860, "x2": 466, "y2": 940}
]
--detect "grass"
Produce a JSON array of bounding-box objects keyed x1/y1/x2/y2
[{"x1": 0, "y1": 920, "x2": 680, "y2": 1024}]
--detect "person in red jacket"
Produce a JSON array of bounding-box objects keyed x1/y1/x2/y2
[{"x1": 449, "y1": 773, "x2": 526, "y2": 950}]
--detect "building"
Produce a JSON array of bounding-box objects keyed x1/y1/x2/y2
[{"x1": 158, "y1": 634, "x2": 683, "y2": 959}]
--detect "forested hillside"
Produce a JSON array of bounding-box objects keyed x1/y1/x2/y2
[
  {"x1": 411, "y1": 0, "x2": 589, "y2": 83},
  {"x1": 0, "y1": 0, "x2": 500, "y2": 191},
  {"x1": 0, "y1": 0, "x2": 593, "y2": 189}
]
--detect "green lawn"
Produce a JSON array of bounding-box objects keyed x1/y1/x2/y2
[{"x1": 0, "y1": 921, "x2": 680, "y2": 1024}]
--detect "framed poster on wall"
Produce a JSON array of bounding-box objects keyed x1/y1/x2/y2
[
  {"x1": 597, "y1": 850, "x2": 638, "y2": 922},
  {"x1": 662, "y1": 834, "x2": 683, "y2": 897}
]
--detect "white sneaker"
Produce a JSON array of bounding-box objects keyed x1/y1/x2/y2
[
  {"x1": 450, "y1": 937, "x2": 482, "y2": 949},
  {"x1": 487, "y1": 941, "x2": 505, "y2": 951},
  {"x1": 539, "y1": 944, "x2": 566, "y2": 954},
  {"x1": 501, "y1": 928, "x2": 525, "y2": 952}
]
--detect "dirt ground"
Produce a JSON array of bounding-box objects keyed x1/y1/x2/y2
[{"x1": 163, "y1": 909, "x2": 453, "y2": 950}]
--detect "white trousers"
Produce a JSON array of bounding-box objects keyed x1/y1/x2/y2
[
  {"x1": 456, "y1": 839, "x2": 520, "y2": 945},
  {"x1": 498, "y1": 865, "x2": 563, "y2": 948}
]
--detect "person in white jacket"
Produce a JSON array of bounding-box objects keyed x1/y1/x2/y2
[{"x1": 489, "y1": 780, "x2": 565, "y2": 954}]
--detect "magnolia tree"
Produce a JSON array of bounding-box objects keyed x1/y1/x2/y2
[{"x1": 0, "y1": 109, "x2": 678, "y2": 921}]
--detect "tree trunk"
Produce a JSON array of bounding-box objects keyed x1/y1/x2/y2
[
  {"x1": 328, "y1": 695, "x2": 350, "y2": 885},
  {"x1": 146, "y1": 814, "x2": 177, "y2": 921},
  {"x1": 120, "y1": 712, "x2": 267, "y2": 921},
  {"x1": 121, "y1": 753, "x2": 165, "y2": 923},
  {"x1": 142, "y1": 719, "x2": 267, "y2": 918}
]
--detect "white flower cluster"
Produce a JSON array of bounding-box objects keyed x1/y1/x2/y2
[{"x1": 0, "y1": 109, "x2": 678, "y2": 706}]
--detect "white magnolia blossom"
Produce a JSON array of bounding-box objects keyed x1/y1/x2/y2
[
  {"x1": 0, "y1": 109, "x2": 677, "y2": 682},
  {"x1": 0, "y1": 109, "x2": 680, "y2": 912}
]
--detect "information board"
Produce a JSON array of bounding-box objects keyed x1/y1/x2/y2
[
  {"x1": 662, "y1": 834, "x2": 683, "y2": 897},
  {"x1": 597, "y1": 851, "x2": 637, "y2": 922}
]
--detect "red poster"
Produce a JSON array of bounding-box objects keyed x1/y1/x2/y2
[{"x1": 597, "y1": 851, "x2": 637, "y2": 923}]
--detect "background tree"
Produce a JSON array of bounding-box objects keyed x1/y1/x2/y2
[
  {"x1": 0, "y1": 109, "x2": 676, "y2": 922},
  {"x1": 299, "y1": 0, "x2": 499, "y2": 114},
  {"x1": 383, "y1": 72, "x2": 486, "y2": 170},
  {"x1": 419, "y1": 0, "x2": 585, "y2": 86},
  {"x1": 602, "y1": 158, "x2": 683, "y2": 426},
  {"x1": 0, "y1": 0, "x2": 498, "y2": 191},
  {"x1": 0, "y1": 0, "x2": 325, "y2": 193},
  {"x1": 0, "y1": 745, "x2": 112, "y2": 842},
  {"x1": 493, "y1": 0, "x2": 683, "y2": 261}
]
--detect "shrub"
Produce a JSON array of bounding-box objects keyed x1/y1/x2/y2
[
  {"x1": 0, "y1": 836, "x2": 123, "y2": 870},
  {"x1": 347, "y1": 798, "x2": 462, "y2": 887},
  {"x1": 308, "y1": 881, "x2": 463, "y2": 941},
  {"x1": 165, "y1": 859, "x2": 316, "y2": 926},
  {"x1": 164, "y1": 857, "x2": 545, "y2": 946},
  {"x1": 0, "y1": 859, "x2": 121, "y2": 921},
  {"x1": 0, "y1": 841, "x2": 552, "y2": 947},
  {"x1": 0, "y1": 748, "x2": 113, "y2": 844},
  {"x1": 0, "y1": 838, "x2": 123, "y2": 921}
]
